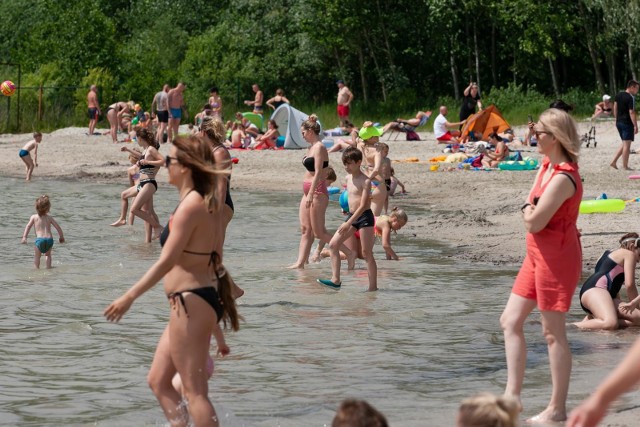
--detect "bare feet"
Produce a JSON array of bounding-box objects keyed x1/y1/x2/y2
[
  {"x1": 610, "y1": 163, "x2": 618, "y2": 169},
  {"x1": 152, "y1": 226, "x2": 163, "y2": 240},
  {"x1": 525, "y1": 407, "x2": 566, "y2": 424},
  {"x1": 286, "y1": 263, "x2": 304, "y2": 269},
  {"x1": 310, "y1": 253, "x2": 322, "y2": 263},
  {"x1": 625, "y1": 167, "x2": 633, "y2": 171},
  {"x1": 110, "y1": 219, "x2": 126, "y2": 227}
]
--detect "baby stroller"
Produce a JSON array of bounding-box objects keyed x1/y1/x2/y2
[{"x1": 581, "y1": 125, "x2": 596, "y2": 148}]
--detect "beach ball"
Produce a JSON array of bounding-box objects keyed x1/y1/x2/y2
[{"x1": 1, "y1": 80, "x2": 16, "y2": 97}]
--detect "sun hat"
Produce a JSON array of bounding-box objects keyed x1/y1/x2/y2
[
  {"x1": 358, "y1": 122, "x2": 383, "y2": 140},
  {"x1": 603, "y1": 94, "x2": 611, "y2": 101}
]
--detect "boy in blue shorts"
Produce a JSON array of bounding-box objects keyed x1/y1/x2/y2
[
  {"x1": 318, "y1": 147, "x2": 378, "y2": 291},
  {"x1": 21, "y1": 195, "x2": 65, "y2": 268}
]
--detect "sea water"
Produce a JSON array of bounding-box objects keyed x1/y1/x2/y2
[{"x1": 0, "y1": 178, "x2": 639, "y2": 426}]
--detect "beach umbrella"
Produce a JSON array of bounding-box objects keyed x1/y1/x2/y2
[{"x1": 460, "y1": 104, "x2": 511, "y2": 141}]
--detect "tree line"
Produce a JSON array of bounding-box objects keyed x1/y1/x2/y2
[{"x1": 1, "y1": 0, "x2": 639, "y2": 114}]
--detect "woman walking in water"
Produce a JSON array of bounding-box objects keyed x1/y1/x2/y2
[
  {"x1": 200, "y1": 116, "x2": 244, "y2": 298},
  {"x1": 105, "y1": 135, "x2": 241, "y2": 427},
  {"x1": 288, "y1": 114, "x2": 355, "y2": 269}
]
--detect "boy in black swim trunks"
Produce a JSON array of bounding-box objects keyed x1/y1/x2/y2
[{"x1": 318, "y1": 147, "x2": 378, "y2": 291}]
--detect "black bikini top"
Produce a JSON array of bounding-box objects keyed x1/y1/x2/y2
[
  {"x1": 139, "y1": 149, "x2": 156, "y2": 174},
  {"x1": 303, "y1": 156, "x2": 329, "y2": 172},
  {"x1": 159, "y1": 190, "x2": 220, "y2": 268}
]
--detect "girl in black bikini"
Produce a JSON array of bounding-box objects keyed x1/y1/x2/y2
[
  {"x1": 128, "y1": 128, "x2": 164, "y2": 240},
  {"x1": 105, "y1": 135, "x2": 241, "y2": 427}
]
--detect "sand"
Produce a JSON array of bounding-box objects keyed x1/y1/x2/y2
[{"x1": 1, "y1": 121, "x2": 639, "y2": 425}]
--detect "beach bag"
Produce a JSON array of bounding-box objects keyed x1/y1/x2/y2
[{"x1": 406, "y1": 130, "x2": 420, "y2": 141}]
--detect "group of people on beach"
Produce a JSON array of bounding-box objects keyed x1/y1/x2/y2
[{"x1": 18, "y1": 76, "x2": 640, "y2": 427}]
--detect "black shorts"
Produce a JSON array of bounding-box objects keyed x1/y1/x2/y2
[
  {"x1": 88, "y1": 108, "x2": 98, "y2": 120},
  {"x1": 156, "y1": 110, "x2": 169, "y2": 123},
  {"x1": 346, "y1": 209, "x2": 375, "y2": 230}
]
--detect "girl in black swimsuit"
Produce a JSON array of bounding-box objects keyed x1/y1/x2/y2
[
  {"x1": 128, "y1": 128, "x2": 164, "y2": 240},
  {"x1": 104, "y1": 135, "x2": 241, "y2": 426}
]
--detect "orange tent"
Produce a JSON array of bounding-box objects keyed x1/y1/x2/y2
[{"x1": 460, "y1": 104, "x2": 511, "y2": 141}]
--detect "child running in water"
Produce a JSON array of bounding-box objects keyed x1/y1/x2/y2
[
  {"x1": 318, "y1": 147, "x2": 377, "y2": 291},
  {"x1": 111, "y1": 147, "x2": 152, "y2": 242},
  {"x1": 21, "y1": 195, "x2": 65, "y2": 268},
  {"x1": 18, "y1": 132, "x2": 42, "y2": 181}
]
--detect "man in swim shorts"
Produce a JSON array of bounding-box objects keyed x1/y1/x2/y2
[
  {"x1": 87, "y1": 85, "x2": 101, "y2": 137},
  {"x1": 244, "y1": 84, "x2": 264, "y2": 115},
  {"x1": 433, "y1": 106, "x2": 465, "y2": 143},
  {"x1": 336, "y1": 80, "x2": 354, "y2": 127},
  {"x1": 152, "y1": 84, "x2": 170, "y2": 144},
  {"x1": 168, "y1": 82, "x2": 186, "y2": 143}
]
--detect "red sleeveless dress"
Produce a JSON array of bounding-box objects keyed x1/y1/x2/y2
[{"x1": 512, "y1": 157, "x2": 583, "y2": 312}]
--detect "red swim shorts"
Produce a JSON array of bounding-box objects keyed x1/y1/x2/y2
[
  {"x1": 337, "y1": 104, "x2": 350, "y2": 117},
  {"x1": 436, "y1": 131, "x2": 454, "y2": 142}
]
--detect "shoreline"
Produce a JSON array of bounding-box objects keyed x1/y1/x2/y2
[{"x1": 3, "y1": 122, "x2": 638, "y2": 272}]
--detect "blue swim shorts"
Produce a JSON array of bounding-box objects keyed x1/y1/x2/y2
[
  {"x1": 617, "y1": 122, "x2": 635, "y2": 142},
  {"x1": 19, "y1": 149, "x2": 29, "y2": 157},
  {"x1": 35, "y1": 237, "x2": 54, "y2": 254},
  {"x1": 169, "y1": 108, "x2": 182, "y2": 120}
]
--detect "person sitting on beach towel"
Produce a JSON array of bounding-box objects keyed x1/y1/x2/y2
[{"x1": 481, "y1": 133, "x2": 509, "y2": 168}]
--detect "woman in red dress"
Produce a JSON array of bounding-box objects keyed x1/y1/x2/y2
[{"x1": 500, "y1": 108, "x2": 582, "y2": 424}]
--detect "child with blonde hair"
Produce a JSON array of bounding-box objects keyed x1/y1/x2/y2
[
  {"x1": 21, "y1": 195, "x2": 65, "y2": 268},
  {"x1": 18, "y1": 132, "x2": 42, "y2": 181},
  {"x1": 457, "y1": 393, "x2": 519, "y2": 427}
]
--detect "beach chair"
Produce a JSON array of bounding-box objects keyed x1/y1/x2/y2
[{"x1": 385, "y1": 111, "x2": 431, "y2": 141}]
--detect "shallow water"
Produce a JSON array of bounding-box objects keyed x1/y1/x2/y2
[{"x1": 0, "y1": 177, "x2": 639, "y2": 426}]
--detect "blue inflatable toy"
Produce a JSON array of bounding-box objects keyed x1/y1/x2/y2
[{"x1": 339, "y1": 190, "x2": 349, "y2": 212}]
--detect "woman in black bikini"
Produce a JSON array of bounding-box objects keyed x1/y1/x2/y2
[
  {"x1": 128, "y1": 128, "x2": 164, "y2": 240},
  {"x1": 200, "y1": 116, "x2": 244, "y2": 298},
  {"x1": 105, "y1": 135, "x2": 241, "y2": 427}
]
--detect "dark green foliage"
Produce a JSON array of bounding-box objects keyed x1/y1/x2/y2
[{"x1": 0, "y1": 0, "x2": 638, "y2": 131}]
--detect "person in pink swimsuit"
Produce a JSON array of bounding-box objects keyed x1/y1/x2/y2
[{"x1": 499, "y1": 108, "x2": 583, "y2": 424}]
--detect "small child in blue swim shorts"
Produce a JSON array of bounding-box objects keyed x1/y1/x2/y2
[
  {"x1": 21, "y1": 195, "x2": 65, "y2": 268},
  {"x1": 19, "y1": 132, "x2": 42, "y2": 181}
]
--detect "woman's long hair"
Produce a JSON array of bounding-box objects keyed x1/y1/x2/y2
[{"x1": 172, "y1": 135, "x2": 219, "y2": 212}]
